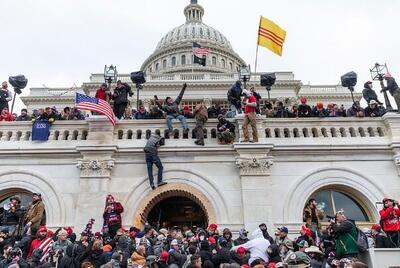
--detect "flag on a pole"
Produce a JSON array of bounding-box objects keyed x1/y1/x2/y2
[
  {"x1": 75, "y1": 93, "x2": 116, "y2": 126},
  {"x1": 192, "y1": 42, "x2": 211, "y2": 57},
  {"x1": 193, "y1": 55, "x2": 207, "y2": 66},
  {"x1": 257, "y1": 16, "x2": 286, "y2": 56}
]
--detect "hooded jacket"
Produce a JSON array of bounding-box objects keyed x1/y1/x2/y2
[
  {"x1": 227, "y1": 82, "x2": 243, "y2": 107},
  {"x1": 231, "y1": 229, "x2": 270, "y2": 264},
  {"x1": 362, "y1": 82, "x2": 379, "y2": 104}
]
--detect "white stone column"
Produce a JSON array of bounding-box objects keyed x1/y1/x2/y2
[
  {"x1": 234, "y1": 143, "x2": 274, "y2": 232},
  {"x1": 74, "y1": 116, "x2": 117, "y2": 232}
]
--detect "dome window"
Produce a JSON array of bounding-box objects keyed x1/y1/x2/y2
[
  {"x1": 192, "y1": 27, "x2": 196, "y2": 36},
  {"x1": 155, "y1": 63, "x2": 159, "y2": 71},
  {"x1": 200, "y1": 28, "x2": 203, "y2": 36},
  {"x1": 212, "y1": 56, "x2": 216, "y2": 66},
  {"x1": 207, "y1": 29, "x2": 211, "y2": 37},
  {"x1": 163, "y1": 59, "x2": 167, "y2": 69},
  {"x1": 221, "y1": 59, "x2": 226, "y2": 68},
  {"x1": 229, "y1": 62, "x2": 233, "y2": 70},
  {"x1": 172, "y1": 57, "x2": 177, "y2": 66},
  {"x1": 181, "y1": 55, "x2": 186, "y2": 65}
]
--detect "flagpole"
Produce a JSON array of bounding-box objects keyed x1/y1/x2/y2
[{"x1": 254, "y1": 16, "x2": 262, "y2": 74}]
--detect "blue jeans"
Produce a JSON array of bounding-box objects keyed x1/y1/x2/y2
[
  {"x1": 166, "y1": 115, "x2": 188, "y2": 131},
  {"x1": 145, "y1": 154, "x2": 163, "y2": 186}
]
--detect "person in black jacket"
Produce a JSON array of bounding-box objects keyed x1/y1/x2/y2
[
  {"x1": 216, "y1": 115, "x2": 235, "y2": 144},
  {"x1": 168, "y1": 239, "x2": 186, "y2": 267},
  {"x1": 371, "y1": 224, "x2": 390, "y2": 248},
  {"x1": 259, "y1": 223, "x2": 274, "y2": 244},
  {"x1": 0, "y1": 82, "x2": 12, "y2": 113},
  {"x1": 198, "y1": 240, "x2": 213, "y2": 267},
  {"x1": 298, "y1": 97, "x2": 312, "y2": 117},
  {"x1": 212, "y1": 238, "x2": 232, "y2": 267},
  {"x1": 230, "y1": 246, "x2": 249, "y2": 265},
  {"x1": 383, "y1": 73, "x2": 400, "y2": 112},
  {"x1": 362, "y1": 81, "x2": 382, "y2": 105},
  {"x1": 16, "y1": 109, "x2": 31, "y2": 121},
  {"x1": 226, "y1": 81, "x2": 243, "y2": 118},
  {"x1": 112, "y1": 80, "x2": 133, "y2": 119}
]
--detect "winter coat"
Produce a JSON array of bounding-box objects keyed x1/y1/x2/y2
[
  {"x1": 217, "y1": 119, "x2": 235, "y2": 134},
  {"x1": 332, "y1": 220, "x2": 359, "y2": 258},
  {"x1": 274, "y1": 107, "x2": 290, "y2": 118},
  {"x1": 103, "y1": 202, "x2": 124, "y2": 227},
  {"x1": 156, "y1": 84, "x2": 187, "y2": 117},
  {"x1": 0, "y1": 90, "x2": 11, "y2": 112},
  {"x1": 88, "y1": 249, "x2": 107, "y2": 268},
  {"x1": 298, "y1": 104, "x2": 312, "y2": 117},
  {"x1": 199, "y1": 249, "x2": 213, "y2": 266},
  {"x1": 16, "y1": 114, "x2": 31, "y2": 121},
  {"x1": 131, "y1": 251, "x2": 147, "y2": 267},
  {"x1": 51, "y1": 239, "x2": 72, "y2": 254},
  {"x1": 143, "y1": 134, "x2": 164, "y2": 157},
  {"x1": 113, "y1": 83, "x2": 133, "y2": 105},
  {"x1": 58, "y1": 244, "x2": 80, "y2": 268},
  {"x1": 303, "y1": 205, "x2": 324, "y2": 229},
  {"x1": 0, "y1": 206, "x2": 24, "y2": 225},
  {"x1": 231, "y1": 229, "x2": 270, "y2": 264},
  {"x1": 135, "y1": 111, "x2": 150, "y2": 120},
  {"x1": 168, "y1": 249, "x2": 186, "y2": 267},
  {"x1": 375, "y1": 232, "x2": 390, "y2": 248},
  {"x1": 227, "y1": 82, "x2": 242, "y2": 107},
  {"x1": 362, "y1": 84, "x2": 379, "y2": 104},
  {"x1": 233, "y1": 237, "x2": 249, "y2": 246},
  {"x1": 379, "y1": 207, "x2": 400, "y2": 232},
  {"x1": 95, "y1": 88, "x2": 108, "y2": 101},
  {"x1": 385, "y1": 77, "x2": 400, "y2": 96},
  {"x1": 230, "y1": 251, "x2": 249, "y2": 266},
  {"x1": 194, "y1": 103, "x2": 208, "y2": 121},
  {"x1": 311, "y1": 107, "x2": 328, "y2": 117},
  {"x1": 24, "y1": 200, "x2": 45, "y2": 229},
  {"x1": 212, "y1": 247, "x2": 232, "y2": 267}
]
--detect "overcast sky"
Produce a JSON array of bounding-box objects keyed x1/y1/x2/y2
[{"x1": 1, "y1": 0, "x2": 399, "y2": 111}]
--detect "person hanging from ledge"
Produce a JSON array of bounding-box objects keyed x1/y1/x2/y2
[
  {"x1": 143, "y1": 133, "x2": 166, "y2": 190},
  {"x1": 241, "y1": 89, "x2": 258, "y2": 143},
  {"x1": 102, "y1": 194, "x2": 124, "y2": 239},
  {"x1": 155, "y1": 83, "x2": 188, "y2": 136}
]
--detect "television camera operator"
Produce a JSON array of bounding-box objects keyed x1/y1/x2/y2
[{"x1": 328, "y1": 211, "x2": 359, "y2": 259}]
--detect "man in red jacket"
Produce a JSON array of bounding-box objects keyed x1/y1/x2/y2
[
  {"x1": 242, "y1": 89, "x2": 258, "y2": 143},
  {"x1": 379, "y1": 197, "x2": 400, "y2": 247},
  {"x1": 95, "y1": 83, "x2": 109, "y2": 101},
  {"x1": 27, "y1": 226, "x2": 49, "y2": 258}
]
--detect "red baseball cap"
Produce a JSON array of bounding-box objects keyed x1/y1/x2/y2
[{"x1": 237, "y1": 246, "x2": 246, "y2": 254}]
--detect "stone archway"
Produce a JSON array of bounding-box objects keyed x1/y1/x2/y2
[
  {"x1": 133, "y1": 183, "x2": 217, "y2": 228},
  {"x1": 283, "y1": 167, "x2": 384, "y2": 224}
]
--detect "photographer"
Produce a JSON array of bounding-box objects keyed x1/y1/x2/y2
[
  {"x1": 379, "y1": 197, "x2": 400, "y2": 247},
  {"x1": 0, "y1": 247, "x2": 28, "y2": 268},
  {"x1": 330, "y1": 211, "x2": 359, "y2": 259},
  {"x1": 112, "y1": 80, "x2": 133, "y2": 119},
  {"x1": 144, "y1": 133, "x2": 166, "y2": 190}
]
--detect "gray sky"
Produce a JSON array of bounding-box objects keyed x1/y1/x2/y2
[{"x1": 1, "y1": 0, "x2": 399, "y2": 111}]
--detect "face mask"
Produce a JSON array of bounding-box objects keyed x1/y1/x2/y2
[{"x1": 199, "y1": 235, "x2": 205, "y2": 241}]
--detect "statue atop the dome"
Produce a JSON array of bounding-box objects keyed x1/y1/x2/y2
[{"x1": 191, "y1": 0, "x2": 198, "y2": 4}]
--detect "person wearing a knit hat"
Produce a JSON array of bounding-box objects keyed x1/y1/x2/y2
[
  {"x1": 230, "y1": 246, "x2": 249, "y2": 266},
  {"x1": 208, "y1": 223, "x2": 219, "y2": 237},
  {"x1": 241, "y1": 88, "x2": 258, "y2": 143},
  {"x1": 234, "y1": 228, "x2": 249, "y2": 245},
  {"x1": 298, "y1": 97, "x2": 312, "y2": 117},
  {"x1": 312, "y1": 101, "x2": 328, "y2": 117}
]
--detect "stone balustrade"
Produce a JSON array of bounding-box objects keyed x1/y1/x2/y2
[{"x1": 0, "y1": 116, "x2": 394, "y2": 144}]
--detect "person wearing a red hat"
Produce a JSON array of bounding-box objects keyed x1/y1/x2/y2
[
  {"x1": 230, "y1": 246, "x2": 249, "y2": 266},
  {"x1": 182, "y1": 105, "x2": 194, "y2": 119},
  {"x1": 298, "y1": 97, "x2": 312, "y2": 117},
  {"x1": 157, "y1": 251, "x2": 169, "y2": 268},
  {"x1": 294, "y1": 225, "x2": 313, "y2": 251},
  {"x1": 27, "y1": 226, "x2": 48, "y2": 258},
  {"x1": 370, "y1": 223, "x2": 390, "y2": 248},
  {"x1": 379, "y1": 198, "x2": 400, "y2": 247},
  {"x1": 311, "y1": 102, "x2": 328, "y2": 117},
  {"x1": 208, "y1": 223, "x2": 219, "y2": 238},
  {"x1": 102, "y1": 194, "x2": 124, "y2": 239}
]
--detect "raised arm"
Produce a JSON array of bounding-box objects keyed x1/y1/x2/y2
[{"x1": 174, "y1": 83, "x2": 187, "y2": 105}]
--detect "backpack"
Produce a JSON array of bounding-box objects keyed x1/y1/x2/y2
[{"x1": 349, "y1": 222, "x2": 369, "y2": 252}]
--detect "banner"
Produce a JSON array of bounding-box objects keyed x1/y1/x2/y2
[{"x1": 32, "y1": 121, "x2": 51, "y2": 141}]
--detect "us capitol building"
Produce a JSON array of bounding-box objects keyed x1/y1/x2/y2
[{"x1": 1, "y1": 1, "x2": 399, "y2": 265}]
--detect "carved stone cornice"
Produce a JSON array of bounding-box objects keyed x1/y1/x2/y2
[
  {"x1": 236, "y1": 157, "x2": 274, "y2": 176},
  {"x1": 76, "y1": 159, "x2": 115, "y2": 178}
]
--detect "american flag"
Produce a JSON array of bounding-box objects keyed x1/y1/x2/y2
[
  {"x1": 39, "y1": 237, "x2": 54, "y2": 262},
  {"x1": 192, "y1": 42, "x2": 211, "y2": 56},
  {"x1": 75, "y1": 93, "x2": 117, "y2": 126}
]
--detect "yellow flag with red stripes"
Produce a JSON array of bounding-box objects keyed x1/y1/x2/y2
[{"x1": 258, "y1": 16, "x2": 286, "y2": 56}]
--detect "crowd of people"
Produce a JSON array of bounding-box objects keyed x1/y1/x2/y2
[{"x1": 1, "y1": 191, "x2": 400, "y2": 268}]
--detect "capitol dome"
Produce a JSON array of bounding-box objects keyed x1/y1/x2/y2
[{"x1": 141, "y1": 0, "x2": 246, "y2": 75}]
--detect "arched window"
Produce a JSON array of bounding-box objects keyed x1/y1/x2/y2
[
  {"x1": 155, "y1": 63, "x2": 159, "y2": 71},
  {"x1": 172, "y1": 57, "x2": 176, "y2": 66},
  {"x1": 212, "y1": 56, "x2": 216, "y2": 65},
  {"x1": 309, "y1": 189, "x2": 370, "y2": 221},
  {"x1": 229, "y1": 62, "x2": 233, "y2": 70},
  {"x1": 181, "y1": 55, "x2": 186, "y2": 65},
  {"x1": 149, "y1": 67, "x2": 153, "y2": 73},
  {"x1": 221, "y1": 59, "x2": 226, "y2": 68},
  {"x1": 163, "y1": 59, "x2": 167, "y2": 69}
]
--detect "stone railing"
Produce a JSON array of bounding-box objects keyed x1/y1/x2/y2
[
  {"x1": 0, "y1": 121, "x2": 89, "y2": 141},
  {"x1": 0, "y1": 115, "x2": 396, "y2": 144},
  {"x1": 88, "y1": 72, "x2": 296, "y2": 83}
]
